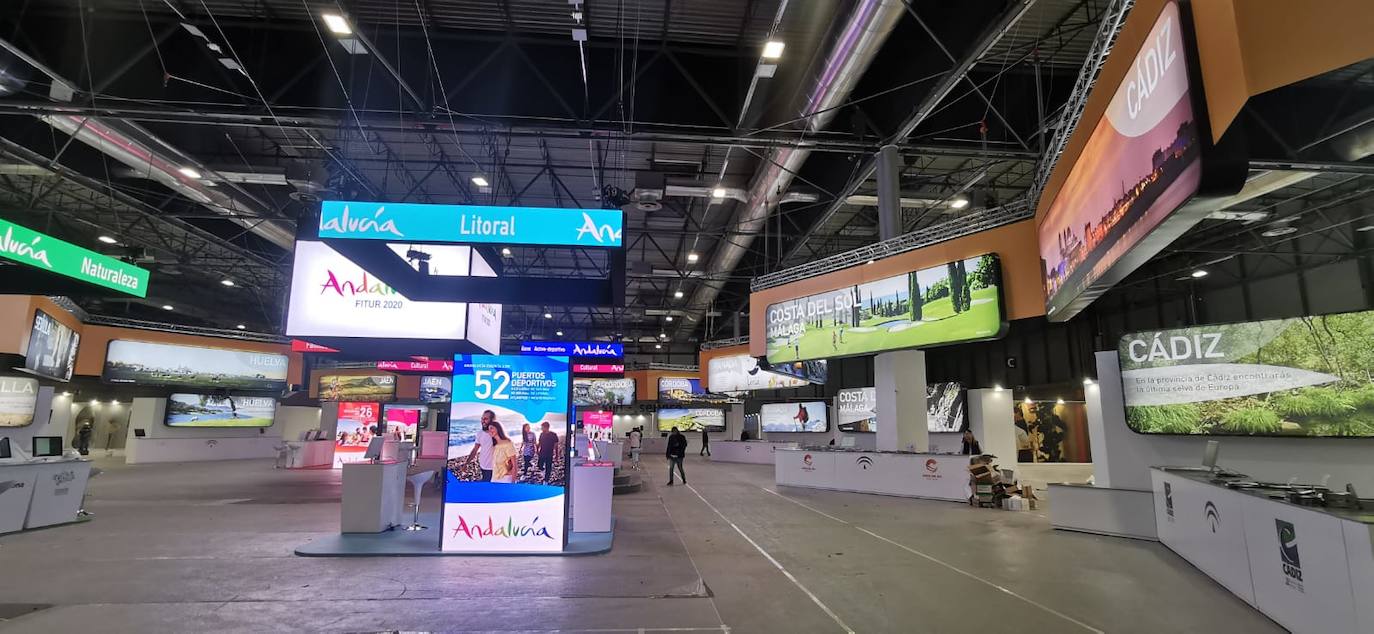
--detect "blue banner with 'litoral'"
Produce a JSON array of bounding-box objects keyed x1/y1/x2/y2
[{"x1": 319, "y1": 200, "x2": 623, "y2": 247}]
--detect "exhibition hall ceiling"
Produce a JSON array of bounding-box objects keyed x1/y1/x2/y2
[{"x1": 0, "y1": 0, "x2": 1370, "y2": 352}]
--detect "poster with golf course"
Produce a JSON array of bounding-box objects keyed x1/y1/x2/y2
[
  {"x1": 765, "y1": 254, "x2": 1006, "y2": 363},
  {"x1": 1118, "y1": 309, "x2": 1374, "y2": 437}
]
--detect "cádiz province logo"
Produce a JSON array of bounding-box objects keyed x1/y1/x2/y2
[
  {"x1": 321, "y1": 204, "x2": 404, "y2": 238},
  {"x1": 1276, "y1": 519, "x2": 1304, "y2": 592},
  {"x1": 575, "y1": 212, "x2": 621, "y2": 244}
]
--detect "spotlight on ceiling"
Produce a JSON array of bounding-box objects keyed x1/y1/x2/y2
[
  {"x1": 220, "y1": 279, "x2": 235, "y2": 287},
  {"x1": 1056, "y1": 398, "x2": 1066, "y2": 404},
  {"x1": 1190, "y1": 269, "x2": 1209, "y2": 278},
  {"x1": 1358, "y1": 225, "x2": 1374, "y2": 233},
  {"x1": 655, "y1": 343, "x2": 662, "y2": 349},
  {"x1": 97, "y1": 235, "x2": 118, "y2": 244},
  {"x1": 665, "y1": 316, "x2": 674, "y2": 322},
  {"x1": 949, "y1": 196, "x2": 970, "y2": 209},
  {"x1": 543, "y1": 312, "x2": 553, "y2": 319},
  {"x1": 659, "y1": 332, "x2": 667, "y2": 339},
  {"x1": 236, "y1": 324, "x2": 246, "y2": 330},
  {"x1": 501, "y1": 247, "x2": 512, "y2": 257},
  {"x1": 177, "y1": 167, "x2": 201, "y2": 179},
  {"x1": 762, "y1": 40, "x2": 785, "y2": 60},
  {"x1": 711, "y1": 187, "x2": 727, "y2": 199},
  {"x1": 471, "y1": 175, "x2": 490, "y2": 188},
  {"x1": 321, "y1": 13, "x2": 352, "y2": 35},
  {"x1": 1261, "y1": 226, "x2": 1299, "y2": 237},
  {"x1": 674, "y1": 290, "x2": 684, "y2": 299},
  {"x1": 556, "y1": 330, "x2": 563, "y2": 337},
  {"x1": 161, "y1": 304, "x2": 174, "y2": 311},
  {"x1": 686, "y1": 252, "x2": 699, "y2": 264}
]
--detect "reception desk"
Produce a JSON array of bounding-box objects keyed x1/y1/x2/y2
[
  {"x1": 0, "y1": 458, "x2": 93, "y2": 533},
  {"x1": 341, "y1": 460, "x2": 406, "y2": 533},
  {"x1": 1152, "y1": 468, "x2": 1374, "y2": 633},
  {"x1": 286, "y1": 440, "x2": 335, "y2": 469},
  {"x1": 775, "y1": 448, "x2": 971, "y2": 502},
  {"x1": 711, "y1": 440, "x2": 799, "y2": 465}
]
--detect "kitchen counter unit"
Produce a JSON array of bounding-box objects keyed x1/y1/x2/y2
[
  {"x1": 710, "y1": 440, "x2": 799, "y2": 464},
  {"x1": 775, "y1": 448, "x2": 971, "y2": 502},
  {"x1": 1152, "y1": 467, "x2": 1374, "y2": 634}
]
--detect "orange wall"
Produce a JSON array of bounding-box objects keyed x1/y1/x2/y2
[
  {"x1": 624, "y1": 369, "x2": 698, "y2": 402},
  {"x1": 0, "y1": 296, "x2": 84, "y2": 357},
  {"x1": 748, "y1": 220, "x2": 1041, "y2": 357},
  {"x1": 75, "y1": 324, "x2": 293, "y2": 378}
]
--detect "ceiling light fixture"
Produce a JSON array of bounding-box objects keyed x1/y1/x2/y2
[
  {"x1": 97, "y1": 235, "x2": 118, "y2": 244},
  {"x1": 762, "y1": 40, "x2": 785, "y2": 60},
  {"x1": 711, "y1": 187, "x2": 727, "y2": 199},
  {"x1": 949, "y1": 196, "x2": 970, "y2": 209},
  {"x1": 543, "y1": 312, "x2": 553, "y2": 319},
  {"x1": 659, "y1": 332, "x2": 666, "y2": 339},
  {"x1": 220, "y1": 279, "x2": 235, "y2": 287},
  {"x1": 665, "y1": 316, "x2": 674, "y2": 322},
  {"x1": 471, "y1": 175, "x2": 490, "y2": 188},
  {"x1": 556, "y1": 330, "x2": 563, "y2": 337},
  {"x1": 1190, "y1": 269, "x2": 1209, "y2": 278},
  {"x1": 686, "y1": 252, "x2": 699, "y2": 264},
  {"x1": 162, "y1": 304, "x2": 174, "y2": 310},
  {"x1": 1261, "y1": 226, "x2": 1299, "y2": 237},
  {"x1": 236, "y1": 324, "x2": 246, "y2": 330},
  {"x1": 321, "y1": 13, "x2": 353, "y2": 35},
  {"x1": 177, "y1": 167, "x2": 201, "y2": 179},
  {"x1": 1358, "y1": 225, "x2": 1374, "y2": 232},
  {"x1": 1083, "y1": 378, "x2": 1095, "y2": 386},
  {"x1": 655, "y1": 344, "x2": 662, "y2": 350},
  {"x1": 501, "y1": 247, "x2": 512, "y2": 257},
  {"x1": 1056, "y1": 398, "x2": 1066, "y2": 404},
  {"x1": 674, "y1": 290, "x2": 684, "y2": 299},
  {"x1": 1024, "y1": 397, "x2": 1033, "y2": 404}
]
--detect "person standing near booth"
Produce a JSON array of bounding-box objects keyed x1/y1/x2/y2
[
  {"x1": 699, "y1": 427, "x2": 711, "y2": 457},
  {"x1": 537, "y1": 421, "x2": 559, "y2": 484},
  {"x1": 666, "y1": 427, "x2": 687, "y2": 486},
  {"x1": 628, "y1": 426, "x2": 642, "y2": 468}
]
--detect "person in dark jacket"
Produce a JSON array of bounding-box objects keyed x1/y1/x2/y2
[
  {"x1": 961, "y1": 430, "x2": 982, "y2": 455},
  {"x1": 699, "y1": 427, "x2": 711, "y2": 456},
  {"x1": 665, "y1": 427, "x2": 687, "y2": 485}
]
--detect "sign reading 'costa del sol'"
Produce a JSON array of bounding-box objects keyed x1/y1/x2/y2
[
  {"x1": 0, "y1": 217, "x2": 150, "y2": 297},
  {"x1": 318, "y1": 200, "x2": 624, "y2": 248}
]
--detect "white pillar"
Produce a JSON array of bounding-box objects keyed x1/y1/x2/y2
[
  {"x1": 875, "y1": 349, "x2": 927, "y2": 452},
  {"x1": 967, "y1": 388, "x2": 1014, "y2": 461}
]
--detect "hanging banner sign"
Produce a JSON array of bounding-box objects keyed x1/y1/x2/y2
[
  {"x1": 376, "y1": 360, "x2": 455, "y2": 372},
  {"x1": 573, "y1": 363, "x2": 625, "y2": 375},
  {"x1": 520, "y1": 341, "x2": 623, "y2": 358},
  {"x1": 0, "y1": 217, "x2": 150, "y2": 297},
  {"x1": 319, "y1": 200, "x2": 623, "y2": 248},
  {"x1": 291, "y1": 340, "x2": 339, "y2": 353}
]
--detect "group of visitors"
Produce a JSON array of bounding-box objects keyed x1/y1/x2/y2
[{"x1": 466, "y1": 410, "x2": 561, "y2": 484}]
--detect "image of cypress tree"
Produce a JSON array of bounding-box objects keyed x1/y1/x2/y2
[
  {"x1": 908, "y1": 273, "x2": 922, "y2": 322},
  {"x1": 948, "y1": 260, "x2": 971, "y2": 314}
]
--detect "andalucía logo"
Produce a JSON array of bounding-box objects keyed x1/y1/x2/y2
[
  {"x1": 451, "y1": 516, "x2": 554, "y2": 541},
  {"x1": 1164, "y1": 482, "x2": 1175, "y2": 520},
  {"x1": 1276, "y1": 519, "x2": 1304, "y2": 592},
  {"x1": 319, "y1": 271, "x2": 398, "y2": 297},
  {"x1": 1204, "y1": 501, "x2": 1220, "y2": 532},
  {"x1": 575, "y1": 212, "x2": 622, "y2": 244},
  {"x1": 320, "y1": 204, "x2": 403, "y2": 238},
  {"x1": 0, "y1": 226, "x2": 51, "y2": 268},
  {"x1": 855, "y1": 455, "x2": 874, "y2": 470},
  {"x1": 571, "y1": 343, "x2": 618, "y2": 356}
]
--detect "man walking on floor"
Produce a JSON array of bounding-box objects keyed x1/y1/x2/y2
[
  {"x1": 665, "y1": 426, "x2": 687, "y2": 486},
  {"x1": 699, "y1": 427, "x2": 711, "y2": 457}
]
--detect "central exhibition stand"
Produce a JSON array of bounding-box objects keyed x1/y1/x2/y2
[
  {"x1": 775, "y1": 448, "x2": 971, "y2": 502},
  {"x1": 711, "y1": 440, "x2": 799, "y2": 464}
]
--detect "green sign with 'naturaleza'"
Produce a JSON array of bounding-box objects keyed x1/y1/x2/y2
[{"x1": 0, "y1": 217, "x2": 150, "y2": 297}]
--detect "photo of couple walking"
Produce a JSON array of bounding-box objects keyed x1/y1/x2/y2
[{"x1": 447, "y1": 406, "x2": 568, "y2": 487}]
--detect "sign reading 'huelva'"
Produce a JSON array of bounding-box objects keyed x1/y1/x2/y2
[
  {"x1": 318, "y1": 201, "x2": 624, "y2": 248},
  {"x1": 0, "y1": 217, "x2": 150, "y2": 297}
]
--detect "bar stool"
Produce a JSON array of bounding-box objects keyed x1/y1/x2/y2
[{"x1": 404, "y1": 470, "x2": 436, "y2": 531}]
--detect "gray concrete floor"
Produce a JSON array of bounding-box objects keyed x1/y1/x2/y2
[{"x1": 0, "y1": 455, "x2": 1282, "y2": 633}]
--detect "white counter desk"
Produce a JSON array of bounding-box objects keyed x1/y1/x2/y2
[
  {"x1": 341, "y1": 460, "x2": 406, "y2": 533},
  {"x1": 710, "y1": 440, "x2": 799, "y2": 465},
  {"x1": 775, "y1": 448, "x2": 971, "y2": 502},
  {"x1": 1152, "y1": 467, "x2": 1374, "y2": 634},
  {"x1": 286, "y1": 440, "x2": 335, "y2": 469},
  {"x1": 0, "y1": 458, "x2": 93, "y2": 533}
]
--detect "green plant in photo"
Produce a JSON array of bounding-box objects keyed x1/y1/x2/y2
[
  {"x1": 1270, "y1": 386, "x2": 1355, "y2": 419},
  {"x1": 1220, "y1": 407, "x2": 1283, "y2": 434},
  {"x1": 1128, "y1": 403, "x2": 1202, "y2": 434}
]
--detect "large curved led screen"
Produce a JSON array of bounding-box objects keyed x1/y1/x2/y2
[
  {"x1": 103, "y1": 340, "x2": 288, "y2": 391},
  {"x1": 165, "y1": 394, "x2": 276, "y2": 428},
  {"x1": 0, "y1": 376, "x2": 39, "y2": 428},
  {"x1": 707, "y1": 353, "x2": 808, "y2": 393},
  {"x1": 573, "y1": 378, "x2": 635, "y2": 407},
  {"x1": 317, "y1": 374, "x2": 396, "y2": 402},
  {"x1": 657, "y1": 408, "x2": 725, "y2": 432},
  {"x1": 24, "y1": 310, "x2": 79, "y2": 381},
  {"x1": 765, "y1": 254, "x2": 1005, "y2": 364},
  {"x1": 761, "y1": 401, "x2": 828, "y2": 433},
  {"x1": 1118, "y1": 309, "x2": 1374, "y2": 437},
  {"x1": 658, "y1": 377, "x2": 740, "y2": 406}
]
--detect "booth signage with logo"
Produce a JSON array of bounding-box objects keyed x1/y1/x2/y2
[
  {"x1": 0, "y1": 217, "x2": 150, "y2": 297},
  {"x1": 23, "y1": 309, "x2": 79, "y2": 381},
  {"x1": 836, "y1": 387, "x2": 876, "y2": 433},
  {"x1": 0, "y1": 376, "x2": 40, "y2": 427},
  {"x1": 707, "y1": 353, "x2": 807, "y2": 393},
  {"x1": 103, "y1": 340, "x2": 288, "y2": 392},
  {"x1": 319, "y1": 200, "x2": 624, "y2": 248},
  {"x1": 519, "y1": 341, "x2": 623, "y2": 358}
]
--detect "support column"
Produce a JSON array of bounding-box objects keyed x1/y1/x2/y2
[
  {"x1": 875, "y1": 349, "x2": 927, "y2": 451},
  {"x1": 967, "y1": 388, "x2": 1014, "y2": 462},
  {"x1": 876, "y1": 144, "x2": 902, "y2": 241}
]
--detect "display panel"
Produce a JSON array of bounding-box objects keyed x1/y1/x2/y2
[
  {"x1": 707, "y1": 353, "x2": 808, "y2": 393},
  {"x1": 765, "y1": 254, "x2": 1005, "y2": 363},
  {"x1": 657, "y1": 408, "x2": 726, "y2": 432},
  {"x1": 377, "y1": 360, "x2": 454, "y2": 372},
  {"x1": 383, "y1": 404, "x2": 426, "y2": 440},
  {"x1": 164, "y1": 394, "x2": 276, "y2": 428},
  {"x1": 761, "y1": 359, "x2": 829, "y2": 385},
  {"x1": 334, "y1": 401, "x2": 379, "y2": 467},
  {"x1": 24, "y1": 310, "x2": 79, "y2": 381},
  {"x1": 1039, "y1": 1, "x2": 1224, "y2": 320},
  {"x1": 0, "y1": 217, "x2": 150, "y2": 297},
  {"x1": 0, "y1": 376, "x2": 39, "y2": 428},
  {"x1": 103, "y1": 340, "x2": 288, "y2": 391},
  {"x1": 761, "y1": 401, "x2": 829, "y2": 433},
  {"x1": 1015, "y1": 401, "x2": 1092, "y2": 462},
  {"x1": 573, "y1": 378, "x2": 635, "y2": 407},
  {"x1": 285, "y1": 240, "x2": 472, "y2": 340},
  {"x1": 927, "y1": 382, "x2": 967, "y2": 432},
  {"x1": 419, "y1": 376, "x2": 452, "y2": 403},
  {"x1": 519, "y1": 341, "x2": 623, "y2": 358},
  {"x1": 317, "y1": 374, "x2": 396, "y2": 402},
  {"x1": 658, "y1": 377, "x2": 741, "y2": 406},
  {"x1": 1118, "y1": 309, "x2": 1374, "y2": 437},
  {"x1": 836, "y1": 387, "x2": 876, "y2": 433},
  {"x1": 572, "y1": 363, "x2": 624, "y2": 375},
  {"x1": 443, "y1": 354, "x2": 570, "y2": 553},
  {"x1": 465, "y1": 248, "x2": 503, "y2": 354},
  {"x1": 582, "y1": 410, "x2": 613, "y2": 428},
  {"x1": 319, "y1": 200, "x2": 624, "y2": 248}
]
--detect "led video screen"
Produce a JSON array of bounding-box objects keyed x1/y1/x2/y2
[
  {"x1": 658, "y1": 377, "x2": 740, "y2": 406},
  {"x1": 657, "y1": 408, "x2": 726, "y2": 432},
  {"x1": 419, "y1": 376, "x2": 452, "y2": 403},
  {"x1": 927, "y1": 382, "x2": 967, "y2": 432},
  {"x1": 761, "y1": 401, "x2": 829, "y2": 433},
  {"x1": 444, "y1": 354, "x2": 570, "y2": 553},
  {"x1": 765, "y1": 254, "x2": 1005, "y2": 364},
  {"x1": 0, "y1": 376, "x2": 39, "y2": 428},
  {"x1": 334, "y1": 401, "x2": 380, "y2": 467},
  {"x1": 836, "y1": 387, "x2": 876, "y2": 433},
  {"x1": 573, "y1": 378, "x2": 636, "y2": 407},
  {"x1": 164, "y1": 394, "x2": 276, "y2": 428},
  {"x1": 707, "y1": 353, "x2": 808, "y2": 393},
  {"x1": 317, "y1": 374, "x2": 396, "y2": 402},
  {"x1": 24, "y1": 310, "x2": 79, "y2": 381},
  {"x1": 1118, "y1": 309, "x2": 1374, "y2": 437},
  {"x1": 103, "y1": 340, "x2": 288, "y2": 391}
]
